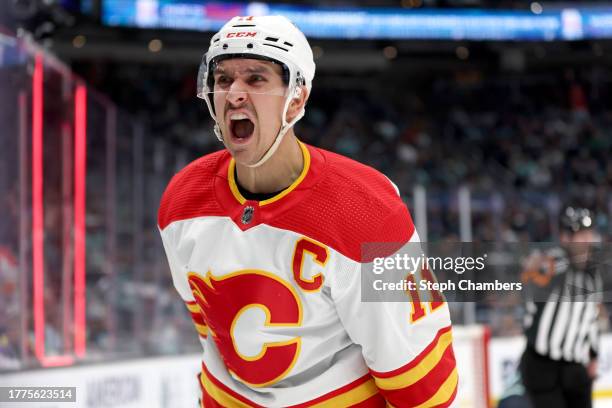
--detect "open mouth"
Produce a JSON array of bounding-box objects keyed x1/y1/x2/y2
[{"x1": 229, "y1": 114, "x2": 255, "y2": 144}]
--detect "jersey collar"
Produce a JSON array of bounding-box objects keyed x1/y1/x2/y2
[
  {"x1": 214, "y1": 141, "x2": 325, "y2": 230},
  {"x1": 226, "y1": 140, "x2": 311, "y2": 206}
]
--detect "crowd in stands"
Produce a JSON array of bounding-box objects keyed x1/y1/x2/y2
[
  {"x1": 74, "y1": 62, "x2": 612, "y2": 336},
  {"x1": 79, "y1": 62, "x2": 612, "y2": 338},
  {"x1": 81, "y1": 61, "x2": 611, "y2": 242},
  {"x1": 2, "y1": 54, "x2": 611, "y2": 369}
]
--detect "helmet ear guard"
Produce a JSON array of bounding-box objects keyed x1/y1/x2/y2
[{"x1": 293, "y1": 85, "x2": 302, "y2": 99}]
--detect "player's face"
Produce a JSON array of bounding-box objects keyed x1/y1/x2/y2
[{"x1": 212, "y1": 58, "x2": 287, "y2": 165}]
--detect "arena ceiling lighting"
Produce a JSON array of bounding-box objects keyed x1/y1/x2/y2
[{"x1": 100, "y1": 0, "x2": 612, "y2": 41}]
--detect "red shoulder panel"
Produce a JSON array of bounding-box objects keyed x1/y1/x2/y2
[
  {"x1": 157, "y1": 149, "x2": 228, "y2": 230},
  {"x1": 269, "y1": 147, "x2": 415, "y2": 262},
  {"x1": 158, "y1": 144, "x2": 416, "y2": 262}
]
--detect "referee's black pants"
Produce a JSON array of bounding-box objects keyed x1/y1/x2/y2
[{"x1": 520, "y1": 347, "x2": 592, "y2": 408}]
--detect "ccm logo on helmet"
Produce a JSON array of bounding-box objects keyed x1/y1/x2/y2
[{"x1": 226, "y1": 32, "x2": 257, "y2": 38}]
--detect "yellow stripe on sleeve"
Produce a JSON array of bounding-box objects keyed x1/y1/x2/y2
[
  {"x1": 373, "y1": 331, "x2": 453, "y2": 391},
  {"x1": 414, "y1": 368, "x2": 458, "y2": 408}
]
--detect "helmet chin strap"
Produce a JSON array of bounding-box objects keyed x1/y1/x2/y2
[
  {"x1": 213, "y1": 123, "x2": 223, "y2": 142},
  {"x1": 207, "y1": 85, "x2": 305, "y2": 168},
  {"x1": 245, "y1": 92, "x2": 304, "y2": 168}
]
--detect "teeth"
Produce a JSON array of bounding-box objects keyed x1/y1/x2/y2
[{"x1": 229, "y1": 113, "x2": 249, "y2": 120}]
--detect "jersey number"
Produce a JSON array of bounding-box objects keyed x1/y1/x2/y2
[{"x1": 406, "y1": 267, "x2": 444, "y2": 323}]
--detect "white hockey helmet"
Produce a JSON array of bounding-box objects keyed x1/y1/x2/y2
[{"x1": 197, "y1": 15, "x2": 315, "y2": 167}]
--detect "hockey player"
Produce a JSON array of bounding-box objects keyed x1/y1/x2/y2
[{"x1": 158, "y1": 15, "x2": 457, "y2": 407}]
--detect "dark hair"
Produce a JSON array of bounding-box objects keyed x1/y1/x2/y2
[{"x1": 206, "y1": 53, "x2": 290, "y2": 90}]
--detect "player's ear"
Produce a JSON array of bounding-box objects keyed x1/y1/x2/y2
[{"x1": 286, "y1": 85, "x2": 308, "y2": 122}]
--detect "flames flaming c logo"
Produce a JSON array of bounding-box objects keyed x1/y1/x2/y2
[{"x1": 188, "y1": 270, "x2": 303, "y2": 387}]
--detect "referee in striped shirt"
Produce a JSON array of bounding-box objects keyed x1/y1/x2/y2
[{"x1": 520, "y1": 206, "x2": 603, "y2": 408}]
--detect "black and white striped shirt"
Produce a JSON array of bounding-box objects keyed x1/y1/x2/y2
[{"x1": 524, "y1": 247, "x2": 603, "y2": 364}]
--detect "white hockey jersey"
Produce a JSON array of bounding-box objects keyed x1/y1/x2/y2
[{"x1": 158, "y1": 142, "x2": 457, "y2": 407}]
